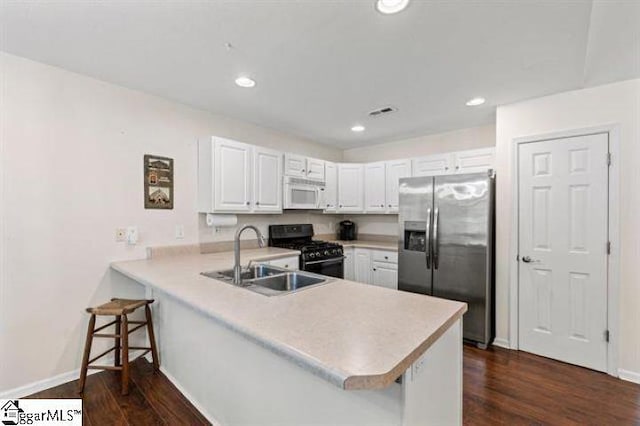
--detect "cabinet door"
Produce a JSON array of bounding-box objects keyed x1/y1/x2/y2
[
  {"x1": 343, "y1": 248, "x2": 355, "y2": 280},
  {"x1": 385, "y1": 159, "x2": 412, "y2": 213},
  {"x1": 372, "y1": 262, "x2": 398, "y2": 290},
  {"x1": 284, "y1": 153, "x2": 307, "y2": 177},
  {"x1": 354, "y1": 248, "x2": 372, "y2": 284},
  {"x1": 269, "y1": 256, "x2": 299, "y2": 270},
  {"x1": 253, "y1": 147, "x2": 283, "y2": 212},
  {"x1": 214, "y1": 138, "x2": 252, "y2": 212},
  {"x1": 364, "y1": 162, "x2": 386, "y2": 213},
  {"x1": 412, "y1": 154, "x2": 454, "y2": 176},
  {"x1": 337, "y1": 164, "x2": 364, "y2": 212},
  {"x1": 323, "y1": 162, "x2": 338, "y2": 212},
  {"x1": 306, "y1": 158, "x2": 325, "y2": 181},
  {"x1": 453, "y1": 147, "x2": 495, "y2": 174}
]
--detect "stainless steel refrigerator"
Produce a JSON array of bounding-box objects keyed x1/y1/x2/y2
[{"x1": 398, "y1": 171, "x2": 495, "y2": 348}]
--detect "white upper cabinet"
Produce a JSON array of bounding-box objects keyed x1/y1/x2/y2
[
  {"x1": 385, "y1": 159, "x2": 412, "y2": 213},
  {"x1": 284, "y1": 153, "x2": 325, "y2": 181},
  {"x1": 213, "y1": 138, "x2": 253, "y2": 212},
  {"x1": 364, "y1": 162, "x2": 386, "y2": 213},
  {"x1": 198, "y1": 137, "x2": 282, "y2": 214},
  {"x1": 412, "y1": 148, "x2": 495, "y2": 177},
  {"x1": 337, "y1": 163, "x2": 364, "y2": 212},
  {"x1": 284, "y1": 153, "x2": 307, "y2": 178},
  {"x1": 412, "y1": 153, "x2": 454, "y2": 176},
  {"x1": 323, "y1": 161, "x2": 338, "y2": 212},
  {"x1": 306, "y1": 158, "x2": 326, "y2": 181},
  {"x1": 453, "y1": 147, "x2": 495, "y2": 174},
  {"x1": 253, "y1": 147, "x2": 283, "y2": 212}
]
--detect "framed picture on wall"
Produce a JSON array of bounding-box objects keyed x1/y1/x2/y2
[{"x1": 144, "y1": 154, "x2": 174, "y2": 209}]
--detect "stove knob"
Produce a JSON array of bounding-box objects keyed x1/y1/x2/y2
[
  {"x1": 309, "y1": 252, "x2": 315, "y2": 258},
  {"x1": 324, "y1": 250, "x2": 329, "y2": 256},
  {"x1": 315, "y1": 251, "x2": 322, "y2": 258}
]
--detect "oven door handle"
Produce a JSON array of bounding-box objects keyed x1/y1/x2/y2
[{"x1": 304, "y1": 256, "x2": 346, "y2": 265}]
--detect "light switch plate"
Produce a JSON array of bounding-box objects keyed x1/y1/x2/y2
[
  {"x1": 175, "y1": 225, "x2": 185, "y2": 239},
  {"x1": 126, "y1": 226, "x2": 138, "y2": 245}
]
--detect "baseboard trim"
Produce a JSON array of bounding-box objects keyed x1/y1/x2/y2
[
  {"x1": 159, "y1": 366, "x2": 221, "y2": 426},
  {"x1": 618, "y1": 368, "x2": 640, "y2": 384},
  {"x1": 492, "y1": 338, "x2": 511, "y2": 349},
  {"x1": 0, "y1": 351, "x2": 145, "y2": 399}
]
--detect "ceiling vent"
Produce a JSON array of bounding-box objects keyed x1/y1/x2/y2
[{"x1": 368, "y1": 106, "x2": 398, "y2": 118}]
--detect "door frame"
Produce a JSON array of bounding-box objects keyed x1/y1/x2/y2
[{"x1": 508, "y1": 124, "x2": 620, "y2": 377}]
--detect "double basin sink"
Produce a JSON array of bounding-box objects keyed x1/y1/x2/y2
[{"x1": 201, "y1": 264, "x2": 330, "y2": 296}]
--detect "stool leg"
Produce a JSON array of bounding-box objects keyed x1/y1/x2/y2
[
  {"x1": 114, "y1": 315, "x2": 121, "y2": 367},
  {"x1": 121, "y1": 314, "x2": 129, "y2": 395},
  {"x1": 145, "y1": 304, "x2": 160, "y2": 371},
  {"x1": 78, "y1": 314, "x2": 96, "y2": 394}
]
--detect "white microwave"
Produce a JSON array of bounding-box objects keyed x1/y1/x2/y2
[{"x1": 283, "y1": 176, "x2": 325, "y2": 209}]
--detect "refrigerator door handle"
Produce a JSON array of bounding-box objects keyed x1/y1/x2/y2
[
  {"x1": 433, "y1": 207, "x2": 439, "y2": 269},
  {"x1": 426, "y1": 208, "x2": 432, "y2": 269}
]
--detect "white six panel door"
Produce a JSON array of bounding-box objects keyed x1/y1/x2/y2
[{"x1": 518, "y1": 133, "x2": 608, "y2": 372}]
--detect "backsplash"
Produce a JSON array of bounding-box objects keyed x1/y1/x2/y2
[
  {"x1": 198, "y1": 212, "x2": 398, "y2": 245},
  {"x1": 198, "y1": 212, "x2": 343, "y2": 243}
]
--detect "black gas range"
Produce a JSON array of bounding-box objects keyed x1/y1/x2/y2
[{"x1": 268, "y1": 224, "x2": 344, "y2": 279}]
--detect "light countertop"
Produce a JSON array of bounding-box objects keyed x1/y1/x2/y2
[
  {"x1": 111, "y1": 247, "x2": 466, "y2": 390},
  {"x1": 332, "y1": 240, "x2": 398, "y2": 251}
]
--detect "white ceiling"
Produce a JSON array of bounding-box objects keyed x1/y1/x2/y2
[{"x1": 1, "y1": 1, "x2": 638, "y2": 149}]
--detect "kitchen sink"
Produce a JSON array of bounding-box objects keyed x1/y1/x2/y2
[
  {"x1": 202, "y1": 264, "x2": 283, "y2": 281},
  {"x1": 249, "y1": 272, "x2": 325, "y2": 292},
  {"x1": 201, "y1": 265, "x2": 330, "y2": 296}
]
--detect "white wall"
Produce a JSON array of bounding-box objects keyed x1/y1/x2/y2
[
  {"x1": 342, "y1": 124, "x2": 495, "y2": 163},
  {"x1": 0, "y1": 52, "x2": 342, "y2": 393},
  {"x1": 495, "y1": 79, "x2": 640, "y2": 377}
]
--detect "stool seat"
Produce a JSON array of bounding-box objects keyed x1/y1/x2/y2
[
  {"x1": 78, "y1": 298, "x2": 159, "y2": 395},
  {"x1": 87, "y1": 298, "x2": 152, "y2": 315}
]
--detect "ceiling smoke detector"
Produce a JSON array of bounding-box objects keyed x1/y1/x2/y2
[{"x1": 368, "y1": 106, "x2": 398, "y2": 117}]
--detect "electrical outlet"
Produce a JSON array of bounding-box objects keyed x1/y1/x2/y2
[
  {"x1": 175, "y1": 225, "x2": 185, "y2": 239},
  {"x1": 115, "y1": 228, "x2": 126, "y2": 242}
]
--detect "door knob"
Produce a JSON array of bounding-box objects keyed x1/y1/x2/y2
[{"x1": 522, "y1": 256, "x2": 540, "y2": 263}]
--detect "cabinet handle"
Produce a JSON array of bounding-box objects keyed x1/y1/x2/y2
[
  {"x1": 255, "y1": 201, "x2": 260, "y2": 205},
  {"x1": 302, "y1": 169, "x2": 305, "y2": 173},
  {"x1": 455, "y1": 166, "x2": 460, "y2": 170},
  {"x1": 246, "y1": 201, "x2": 250, "y2": 206},
  {"x1": 373, "y1": 268, "x2": 377, "y2": 271},
  {"x1": 388, "y1": 204, "x2": 391, "y2": 207},
  {"x1": 327, "y1": 204, "x2": 330, "y2": 207},
  {"x1": 445, "y1": 166, "x2": 449, "y2": 170},
  {"x1": 384, "y1": 256, "x2": 388, "y2": 260}
]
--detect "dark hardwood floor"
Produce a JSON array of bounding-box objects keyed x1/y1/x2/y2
[
  {"x1": 27, "y1": 358, "x2": 210, "y2": 425},
  {"x1": 464, "y1": 345, "x2": 640, "y2": 425},
  {"x1": 28, "y1": 347, "x2": 640, "y2": 425}
]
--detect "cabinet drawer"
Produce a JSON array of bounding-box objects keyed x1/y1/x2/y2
[
  {"x1": 268, "y1": 256, "x2": 299, "y2": 270},
  {"x1": 371, "y1": 250, "x2": 398, "y2": 264}
]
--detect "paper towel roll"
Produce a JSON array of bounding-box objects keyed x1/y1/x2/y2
[{"x1": 206, "y1": 213, "x2": 238, "y2": 228}]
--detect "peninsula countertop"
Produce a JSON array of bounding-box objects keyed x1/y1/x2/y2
[{"x1": 110, "y1": 247, "x2": 466, "y2": 390}]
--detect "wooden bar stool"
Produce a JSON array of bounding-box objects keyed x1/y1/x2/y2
[{"x1": 78, "y1": 298, "x2": 159, "y2": 395}]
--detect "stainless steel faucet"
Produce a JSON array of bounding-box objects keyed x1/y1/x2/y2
[{"x1": 233, "y1": 225, "x2": 266, "y2": 284}]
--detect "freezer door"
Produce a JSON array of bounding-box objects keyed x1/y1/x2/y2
[
  {"x1": 432, "y1": 172, "x2": 494, "y2": 344},
  {"x1": 398, "y1": 176, "x2": 433, "y2": 294}
]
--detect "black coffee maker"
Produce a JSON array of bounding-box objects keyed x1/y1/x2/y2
[{"x1": 339, "y1": 220, "x2": 356, "y2": 241}]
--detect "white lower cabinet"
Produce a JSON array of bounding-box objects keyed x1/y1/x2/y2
[
  {"x1": 354, "y1": 248, "x2": 372, "y2": 284},
  {"x1": 372, "y1": 262, "x2": 398, "y2": 290},
  {"x1": 343, "y1": 248, "x2": 355, "y2": 280},
  {"x1": 267, "y1": 256, "x2": 299, "y2": 270},
  {"x1": 346, "y1": 248, "x2": 398, "y2": 290}
]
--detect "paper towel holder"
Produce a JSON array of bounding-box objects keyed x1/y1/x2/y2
[{"x1": 205, "y1": 213, "x2": 238, "y2": 228}]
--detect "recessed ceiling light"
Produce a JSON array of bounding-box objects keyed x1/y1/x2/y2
[
  {"x1": 351, "y1": 125, "x2": 366, "y2": 132},
  {"x1": 235, "y1": 76, "x2": 256, "y2": 88},
  {"x1": 376, "y1": 0, "x2": 410, "y2": 15},
  {"x1": 466, "y1": 97, "x2": 486, "y2": 106}
]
